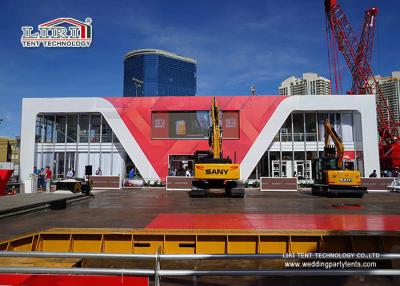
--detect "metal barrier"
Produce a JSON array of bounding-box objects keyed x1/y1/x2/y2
[
  {"x1": 3, "y1": 228, "x2": 400, "y2": 254},
  {"x1": 1, "y1": 251, "x2": 400, "y2": 260},
  {"x1": 0, "y1": 251, "x2": 400, "y2": 285}
]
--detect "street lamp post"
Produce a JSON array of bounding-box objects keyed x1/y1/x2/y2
[{"x1": 132, "y1": 77, "x2": 144, "y2": 97}]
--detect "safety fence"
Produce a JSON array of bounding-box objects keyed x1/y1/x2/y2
[{"x1": 0, "y1": 251, "x2": 399, "y2": 286}]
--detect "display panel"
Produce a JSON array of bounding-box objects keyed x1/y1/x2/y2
[
  {"x1": 222, "y1": 111, "x2": 240, "y2": 139},
  {"x1": 151, "y1": 111, "x2": 239, "y2": 139},
  {"x1": 152, "y1": 112, "x2": 169, "y2": 138}
]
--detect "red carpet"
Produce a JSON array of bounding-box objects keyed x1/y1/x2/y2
[
  {"x1": 0, "y1": 274, "x2": 148, "y2": 286},
  {"x1": 146, "y1": 213, "x2": 400, "y2": 231}
]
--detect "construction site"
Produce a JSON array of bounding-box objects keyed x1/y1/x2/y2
[{"x1": 0, "y1": 0, "x2": 400, "y2": 285}]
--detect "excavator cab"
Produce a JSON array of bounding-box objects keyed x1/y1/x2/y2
[
  {"x1": 315, "y1": 158, "x2": 336, "y2": 178},
  {"x1": 315, "y1": 145, "x2": 341, "y2": 180}
]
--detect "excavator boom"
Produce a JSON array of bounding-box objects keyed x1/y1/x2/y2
[
  {"x1": 210, "y1": 97, "x2": 222, "y2": 159},
  {"x1": 324, "y1": 119, "x2": 344, "y2": 169}
]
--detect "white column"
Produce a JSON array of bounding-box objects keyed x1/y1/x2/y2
[{"x1": 20, "y1": 99, "x2": 38, "y2": 182}]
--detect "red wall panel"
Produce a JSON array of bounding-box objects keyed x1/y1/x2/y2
[{"x1": 106, "y1": 96, "x2": 287, "y2": 178}]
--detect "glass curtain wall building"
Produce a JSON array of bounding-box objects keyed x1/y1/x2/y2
[
  {"x1": 123, "y1": 49, "x2": 197, "y2": 97},
  {"x1": 34, "y1": 111, "x2": 364, "y2": 180},
  {"x1": 21, "y1": 96, "x2": 377, "y2": 182},
  {"x1": 249, "y1": 111, "x2": 364, "y2": 179},
  {"x1": 35, "y1": 114, "x2": 126, "y2": 179}
]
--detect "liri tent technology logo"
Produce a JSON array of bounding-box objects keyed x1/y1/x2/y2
[{"x1": 21, "y1": 17, "x2": 93, "y2": 48}]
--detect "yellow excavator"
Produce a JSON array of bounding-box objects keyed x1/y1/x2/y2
[
  {"x1": 189, "y1": 97, "x2": 245, "y2": 198},
  {"x1": 311, "y1": 119, "x2": 367, "y2": 197}
]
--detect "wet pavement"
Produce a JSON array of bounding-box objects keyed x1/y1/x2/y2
[{"x1": 0, "y1": 189, "x2": 400, "y2": 241}]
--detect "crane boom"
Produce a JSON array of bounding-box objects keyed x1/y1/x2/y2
[
  {"x1": 324, "y1": 0, "x2": 400, "y2": 170},
  {"x1": 353, "y1": 8, "x2": 378, "y2": 94}
]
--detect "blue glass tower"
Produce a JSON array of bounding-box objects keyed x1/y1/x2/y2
[{"x1": 123, "y1": 49, "x2": 197, "y2": 97}]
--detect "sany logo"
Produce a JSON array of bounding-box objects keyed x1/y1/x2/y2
[
  {"x1": 21, "y1": 17, "x2": 92, "y2": 48},
  {"x1": 205, "y1": 169, "x2": 229, "y2": 175}
]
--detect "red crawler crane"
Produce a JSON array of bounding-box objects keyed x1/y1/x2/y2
[{"x1": 324, "y1": 0, "x2": 400, "y2": 170}]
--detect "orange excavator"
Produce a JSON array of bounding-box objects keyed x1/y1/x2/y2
[
  {"x1": 189, "y1": 97, "x2": 244, "y2": 198},
  {"x1": 311, "y1": 119, "x2": 367, "y2": 197}
]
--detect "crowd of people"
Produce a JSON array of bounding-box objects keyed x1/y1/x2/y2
[
  {"x1": 369, "y1": 169, "x2": 400, "y2": 178},
  {"x1": 381, "y1": 169, "x2": 400, "y2": 177},
  {"x1": 33, "y1": 166, "x2": 53, "y2": 192},
  {"x1": 169, "y1": 167, "x2": 193, "y2": 177},
  {"x1": 32, "y1": 166, "x2": 104, "y2": 192}
]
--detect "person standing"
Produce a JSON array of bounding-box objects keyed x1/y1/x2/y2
[
  {"x1": 33, "y1": 166, "x2": 39, "y2": 187},
  {"x1": 128, "y1": 168, "x2": 135, "y2": 179},
  {"x1": 45, "y1": 166, "x2": 52, "y2": 192},
  {"x1": 66, "y1": 168, "x2": 74, "y2": 178},
  {"x1": 369, "y1": 170, "x2": 377, "y2": 178},
  {"x1": 38, "y1": 168, "x2": 45, "y2": 189}
]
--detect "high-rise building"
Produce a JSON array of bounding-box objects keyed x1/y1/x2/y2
[
  {"x1": 373, "y1": 71, "x2": 400, "y2": 123},
  {"x1": 279, "y1": 73, "x2": 331, "y2": 96},
  {"x1": 123, "y1": 49, "x2": 197, "y2": 97}
]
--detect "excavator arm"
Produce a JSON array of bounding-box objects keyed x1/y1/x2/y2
[
  {"x1": 324, "y1": 119, "x2": 344, "y2": 169},
  {"x1": 210, "y1": 97, "x2": 222, "y2": 159}
]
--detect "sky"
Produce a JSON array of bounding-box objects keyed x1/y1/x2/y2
[{"x1": 0, "y1": 0, "x2": 399, "y2": 137}]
